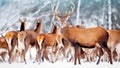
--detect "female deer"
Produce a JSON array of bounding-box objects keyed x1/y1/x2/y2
[
  {"x1": 4, "y1": 18, "x2": 26, "y2": 63},
  {"x1": 0, "y1": 35, "x2": 8, "y2": 62},
  {"x1": 17, "y1": 18, "x2": 42, "y2": 63},
  {"x1": 36, "y1": 23, "x2": 64, "y2": 63}
]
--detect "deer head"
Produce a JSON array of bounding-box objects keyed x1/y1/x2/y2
[
  {"x1": 52, "y1": 2, "x2": 75, "y2": 28},
  {"x1": 35, "y1": 18, "x2": 42, "y2": 33},
  {"x1": 19, "y1": 18, "x2": 26, "y2": 24},
  {"x1": 35, "y1": 18, "x2": 42, "y2": 29},
  {"x1": 51, "y1": 22, "x2": 58, "y2": 34},
  {"x1": 19, "y1": 18, "x2": 26, "y2": 31}
]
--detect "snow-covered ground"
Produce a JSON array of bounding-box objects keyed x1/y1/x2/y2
[
  {"x1": 0, "y1": 61, "x2": 120, "y2": 68},
  {"x1": 0, "y1": 48, "x2": 120, "y2": 68}
]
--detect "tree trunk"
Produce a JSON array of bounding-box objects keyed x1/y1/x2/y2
[
  {"x1": 76, "y1": 0, "x2": 81, "y2": 26},
  {"x1": 108, "y1": 0, "x2": 112, "y2": 29}
]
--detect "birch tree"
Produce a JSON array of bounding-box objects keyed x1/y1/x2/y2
[
  {"x1": 108, "y1": 0, "x2": 112, "y2": 29},
  {"x1": 101, "y1": 0, "x2": 106, "y2": 26},
  {"x1": 76, "y1": 0, "x2": 81, "y2": 26}
]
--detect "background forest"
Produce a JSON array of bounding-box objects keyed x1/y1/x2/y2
[{"x1": 0, "y1": 0, "x2": 120, "y2": 34}]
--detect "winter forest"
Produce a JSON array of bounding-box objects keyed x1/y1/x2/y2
[
  {"x1": 0, "y1": 0, "x2": 120, "y2": 34},
  {"x1": 0, "y1": 0, "x2": 120, "y2": 68}
]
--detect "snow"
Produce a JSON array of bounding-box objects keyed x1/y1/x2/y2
[
  {"x1": 0, "y1": 61, "x2": 120, "y2": 68},
  {"x1": 1, "y1": 48, "x2": 120, "y2": 68}
]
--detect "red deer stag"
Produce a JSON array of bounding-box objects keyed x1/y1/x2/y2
[
  {"x1": 4, "y1": 18, "x2": 26, "y2": 63},
  {"x1": 53, "y1": 3, "x2": 112, "y2": 65},
  {"x1": 17, "y1": 18, "x2": 42, "y2": 64}
]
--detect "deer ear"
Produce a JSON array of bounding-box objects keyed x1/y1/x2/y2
[
  {"x1": 19, "y1": 18, "x2": 23, "y2": 22},
  {"x1": 24, "y1": 18, "x2": 27, "y2": 22},
  {"x1": 39, "y1": 18, "x2": 42, "y2": 23},
  {"x1": 36, "y1": 18, "x2": 38, "y2": 23}
]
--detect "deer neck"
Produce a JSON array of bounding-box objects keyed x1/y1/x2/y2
[
  {"x1": 20, "y1": 22, "x2": 25, "y2": 31},
  {"x1": 35, "y1": 23, "x2": 42, "y2": 33},
  {"x1": 51, "y1": 25, "x2": 57, "y2": 34}
]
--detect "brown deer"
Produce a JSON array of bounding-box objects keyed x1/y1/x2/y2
[
  {"x1": 107, "y1": 30, "x2": 120, "y2": 61},
  {"x1": 0, "y1": 35, "x2": 8, "y2": 62},
  {"x1": 51, "y1": 24, "x2": 75, "y2": 62},
  {"x1": 53, "y1": 3, "x2": 112, "y2": 65},
  {"x1": 17, "y1": 18, "x2": 42, "y2": 63},
  {"x1": 86, "y1": 30, "x2": 120, "y2": 63},
  {"x1": 4, "y1": 18, "x2": 26, "y2": 63},
  {"x1": 17, "y1": 18, "x2": 42, "y2": 64},
  {"x1": 36, "y1": 22, "x2": 64, "y2": 63}
]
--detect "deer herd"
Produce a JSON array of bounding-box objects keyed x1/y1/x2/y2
[{"x1": 0, "y1": 4, "x2": 120, "y2": 65}]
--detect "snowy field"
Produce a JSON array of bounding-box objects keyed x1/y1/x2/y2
[
  {"x1": 0, "y1": 47, "x2": 120, "y2": 68},
  {"x1": 0, "y1": 61, "x2": 120, "y2": 68},
  {"x1": 0, "y1": 51, "x2": 120, "y2": 68}
]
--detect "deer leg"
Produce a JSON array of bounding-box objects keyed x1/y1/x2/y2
[
  {"x1": 8, "y1": 51, "x2": 13, "y2": 64},
  {"x1": 44, "y1": 49, "x2": 50, "y2": 62},
  {"x1": 74, "y1": 46, "x2": 80, "y2": 65},
  {"x1": 90, "y1": 49, "x2": 96, "y2": 62},
  {"x1": 36, "y1": 48, "x2": 41, "y2": 63},
  {"x1": 78, "y1": 47, "x2": 81, "y2": 64},
  {"x1": 68, "y1": 51, "x2": 74, "y2": 62},
  {"x1": 23, "y1": 47, "x2": 28, "y2": 64},
  {"x1": 40, "y1": 49, "x2": 44, "y2": 62},
  {"x1": 96, "y1": 49, "x2": 102, "y2": 64},
  {"x1": 102, "y1": 47, "x2": 113, "y2": 64},
  {"x1": 1, "y1": 52, "x2": 6, "y2": 62},
  {"x1": 23, "y1": 50, "x2": 27, "y2": 64},
  {"x1": 74, "y1": 46, "x2": 77, "y2": 65}
]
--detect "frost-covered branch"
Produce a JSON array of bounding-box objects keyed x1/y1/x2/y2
[{"x1": 30, "y1": 1, "x2": 51, "y2": 17}]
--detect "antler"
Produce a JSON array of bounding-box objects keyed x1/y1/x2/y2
[
  {"x1": 66, "y1": 2, "x2": 75, "y2": 16},
  {"x1": 19, "y1": 18, "x2": 22, "y2": 23},
  {"x1": 52, "y1": 4, "x2": 56, "y2": 16},
  {"x1": 36, "y1": 18, "x2": 42, "y2": 23},
  {"x1": 51, "y1": 3, "x2": 61, "y2": 17}
]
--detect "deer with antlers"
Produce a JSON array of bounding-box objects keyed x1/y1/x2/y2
[{"x1": 53, "y1": 3, "x2": 113, "y2": 65}]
